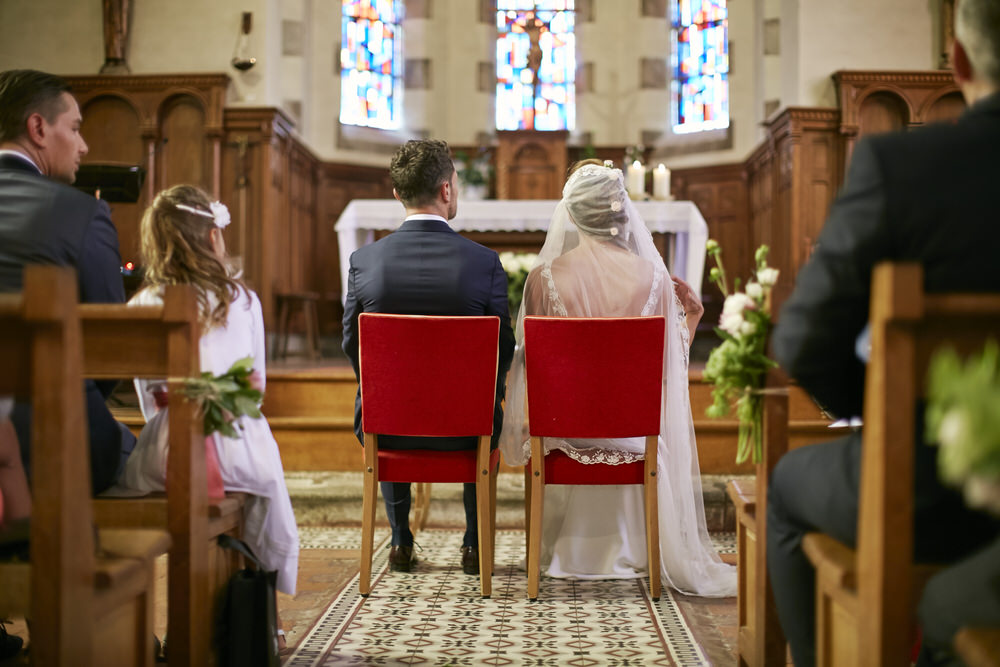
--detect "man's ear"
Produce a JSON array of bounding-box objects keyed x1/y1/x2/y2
[
  {"x1": 953, "y1": 38, "x2": 973, "y2": 85},
  {"x1": 392, "y1": 187, "x2": 401, "y2": 202},
  {"x1": 24, "y1": 113, "x2": 46, "y2": 147},
  {"x1": 440, "y1": 178, "x2": 453, "y2": 204}
]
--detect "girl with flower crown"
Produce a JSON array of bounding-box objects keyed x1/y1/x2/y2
[
  {"x1": 121, "y1": 185, "x2": 299, "y2": 608},
  {"x1": 500, "y1": 160, "x2": 735, "y2": 597}
]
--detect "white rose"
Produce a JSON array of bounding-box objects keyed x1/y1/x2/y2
[
  {"x1": 746, "y1": 282, "x2": 763, "y2": 299},
  {"x1": 720, "y1": 312, "x2": 745, "y2": 338},
  {"x1": 521, "y1": 254, "x2": 538, "y2": 271},
  {"x1": 739, "y1": 320, "x2": 757, "y2": 337},
  {"x1": 723, "y1": 292, "x2": 755, "y2": 316},
  {"x1": 499, "y1": 252, "x2": 516, "y2": 272},
  {"x1": 938, "y1": 408, "x2": 970, "y2": 449},
  {"x1": 757, "y1": 267, "x2": 780, "y2": 287}
]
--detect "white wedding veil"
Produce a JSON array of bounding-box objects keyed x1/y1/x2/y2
[{"x1": 499, "y1": 161, "x2": 735, "y2": 597}]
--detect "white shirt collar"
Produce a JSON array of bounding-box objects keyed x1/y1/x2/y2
[
  {"x1": 0, "y1": 149, "x2": 42, "y2": 174},
  {"x1": 404, "y1": 213, "x2": 448, "y2": 223}
]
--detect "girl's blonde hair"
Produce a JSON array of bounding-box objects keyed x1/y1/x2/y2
[{"x1": 139, "y1": 184, "x2": 247, "y2": 328}]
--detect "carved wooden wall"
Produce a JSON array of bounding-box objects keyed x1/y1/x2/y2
[
  {"x1": 495, "y1": 130, "x2": 568, "y2": 199},
  {"x1": 66, "y1": 74, "x2": 228, "y2": 268},
  {"x1": 834, "y1": 70, "x2": 965, "y2": 165}
]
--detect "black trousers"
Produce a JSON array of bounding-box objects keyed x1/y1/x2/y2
[
  {"x1": 381, "y1": 481, "x2": 478, "y2": 548},
  {"x1": 766, "y1": 430, "x2": 999, "y2": 667}
]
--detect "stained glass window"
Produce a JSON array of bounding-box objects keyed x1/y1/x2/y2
[
  {"x1": 496, "y1": 1, "x2": 575, "y2": 131},
  {"x1": 671, "y1": 0, "x2": 729, "y2": 133},
  {"x1": 340, "y1": 0, "x2": 402, "y2": 130}
]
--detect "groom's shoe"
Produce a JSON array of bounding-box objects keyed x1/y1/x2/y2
[
  {"x1": 460, "y1": 546, "x2": 479, "y2": 575},
  {"x1": 389, "y1": 545, "x2": 416, "y2": 572}
]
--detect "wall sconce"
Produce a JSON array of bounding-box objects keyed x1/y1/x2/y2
[{"x1": 232, "y1": 11, "x2": 257, "y2": 71}]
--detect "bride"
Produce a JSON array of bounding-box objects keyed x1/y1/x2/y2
[{"x1": 500, "y1": 160, "x2": 736, "y2": 597}]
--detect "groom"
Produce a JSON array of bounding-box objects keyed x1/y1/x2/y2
[{"x1": 342, "y1": 138, "x2": 515, "y2": 574}]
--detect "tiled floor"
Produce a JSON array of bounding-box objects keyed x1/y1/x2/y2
[{"x1": 280, "y1": 527, "x2": 738, "y2": 666}]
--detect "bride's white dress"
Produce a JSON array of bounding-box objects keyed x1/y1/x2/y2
[
  {"x1": 501, "y1": 164, "x2": 735, "y2": 597},
  {"x1": 121, "y1": 287, "x2": 299, "y2": 595}
]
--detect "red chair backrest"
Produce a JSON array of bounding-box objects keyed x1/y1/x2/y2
[
  {"x1": 524, "y1": 316, "x2": 665, "y2": 438},
  {"x1": 359, "y1": 313, "x2": 500, "y2": 437}
]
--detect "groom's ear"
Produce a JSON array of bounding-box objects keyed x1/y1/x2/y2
[{"x1": 392, "y1": 188, "x2": 401, "y2": 202}]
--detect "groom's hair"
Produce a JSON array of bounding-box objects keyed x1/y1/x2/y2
[
  {"x1": 0, "y1": 69, "x2": 72, "y2": 144},
  {"x1": 390, "y1": 139, "x2": 455, "y2": 207}
]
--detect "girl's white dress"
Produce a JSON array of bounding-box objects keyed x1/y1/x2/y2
[{"x1": 121, "y1": 287, "x2": 299, "y2": 595}]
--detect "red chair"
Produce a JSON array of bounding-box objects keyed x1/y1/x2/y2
[
  {"x1": 358, "y1": 313, "x2": 502, "y2": 598},
  {"x1": 523, "y1": 316, "x2": 666, "y2": 601}
]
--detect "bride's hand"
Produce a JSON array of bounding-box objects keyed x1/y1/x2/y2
[{"x1": 672, "y1": 276, "x2": 704, "y2": 321}]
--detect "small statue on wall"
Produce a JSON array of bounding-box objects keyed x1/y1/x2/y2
[
  {"x1": 940, "y1": 0, "x2": 956, "y2": 69},
  {"x1": 101, "y1": 0, "x2": 131, "y2": 74}
]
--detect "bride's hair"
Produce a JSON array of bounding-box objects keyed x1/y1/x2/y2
[
  {"x1": 563, "y1": 159, "x2": 629, "y2": 238},
  {"x1": 139, "y1": 184, "x2": 247, "y2": 328}
]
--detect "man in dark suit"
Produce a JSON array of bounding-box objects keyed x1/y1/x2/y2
[
  {"x1": 766, "y1": 2, "x2": 1000, "y2": 665},
  {"x1": 0, "y1": 69, "x2": 135, "y2": 494},
  {"x1": 342, "y1": 139, "x2": 515, "y2": 574}
]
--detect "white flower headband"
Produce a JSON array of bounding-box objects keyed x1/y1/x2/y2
[{"x1": 175, "y1": 201, "x2": 231, "y2": 229}]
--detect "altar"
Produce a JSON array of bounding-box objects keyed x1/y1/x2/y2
[{"x1": 335, "y1": 199, "x2": 709, "y2": 304}]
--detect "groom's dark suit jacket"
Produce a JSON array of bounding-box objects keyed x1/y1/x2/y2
[
  {"x1": 773, "y1": 92, "x2": 1000, "y2": 547},
  {"x1": 0, "y1": 152, "x2": 131, "y2": 493},
  {"x1": 342, "y1": 216, "x2": 515, "y2": 450}
]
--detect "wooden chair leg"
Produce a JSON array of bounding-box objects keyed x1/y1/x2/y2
[
  {"x1": 412, "y1": 482, "x2": 432, "y2": 533},
  {"x1": 303, "y1": 298, "x2": 320, "y2": 360},
  {"x1": 643, "y1": 434, "x2": 661, "y2": 600},
  {"x1": 490, "y1": 459, "x2": 498, "y2": 575},
  {"x1": 476, "y1": 438, "x2": 493, "y2": 598},
  {"x1": 359, "y1": 434, "x2": 379, "y2": 596},
  {"x1": 527, "y1": 437, "x2": 545, "y2": 600}
]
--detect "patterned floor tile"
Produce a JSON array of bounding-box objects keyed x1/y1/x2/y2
[{"x1": 286, "y1": 529, "x2": 713, "y2": 666}]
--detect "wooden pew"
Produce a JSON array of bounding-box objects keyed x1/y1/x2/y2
[
  {"x1": 83, "y1": 285, "x2": 246, "y2": 667},
  {"x1": 955, "y1": 627, "x2": 1000, "y2": 667},
  {"x1": 0, "y1": 265, "x2": 169, "y2": 666},
  {"x1": 801, "y1": 262, "x2": 1000, "y2": 667},
  {"x1": 728, "y1": 367, "x2": 790, "y2": 667}
]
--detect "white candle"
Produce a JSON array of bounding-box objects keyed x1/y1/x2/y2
[
  {"x1": 653, "y1": 164, "x2": 671, "y2": 200},
  {"x1": 626, "y1": 160, "x2": 646, "y2": 198}
]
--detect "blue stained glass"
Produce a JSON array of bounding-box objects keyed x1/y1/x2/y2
[
  {"x1": 496, "y1": 2, "x2": 575, "y2": 131},
  {"x1": 671, "y1": 0, "x2": 728, "y2": 133},
  {"x1": 340, "y1": 0, "x2": 402, "y2": 129}
]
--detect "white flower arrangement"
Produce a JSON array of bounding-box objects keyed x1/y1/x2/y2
[
  {"x1": 703, "y1": 242, "x2": 780, "y2": 464},
  {"x1": 499, "y1": 252, "x2": 538, "y2": 317}
]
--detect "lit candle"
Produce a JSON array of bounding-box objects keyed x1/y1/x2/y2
[
  {"x1": 653, "y1": 164, "x2": 671, "y2": 200},
  {"x1": 626, "y1": 160, "x2": 646, "y2": 198}
]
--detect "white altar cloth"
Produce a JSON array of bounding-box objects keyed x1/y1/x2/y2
[{"x1": 335, "y1": 199, "x2": 708, "y2": 304}]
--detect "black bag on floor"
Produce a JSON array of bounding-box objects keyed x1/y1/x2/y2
[{"x1": 215, "y1": 534, "x2": 280, "y2": 667}]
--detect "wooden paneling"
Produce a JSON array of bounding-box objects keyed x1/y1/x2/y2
[{"x1": 496, "y1": 130, "x2": 568, "y2": 199}]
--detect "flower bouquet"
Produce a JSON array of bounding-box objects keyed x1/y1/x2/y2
[
  {"x1": 177, "y1": 356, "x2": 264, "y2": 437},
  {"x1": 702, "y1": 241, "x2": 779, "y2": 464},
  {"x1": 499, "y1": 251, "x2": 538, "y2": 318},
  {"x1": 926, "y1": 340, "x2": 1000, "y2": 515}
]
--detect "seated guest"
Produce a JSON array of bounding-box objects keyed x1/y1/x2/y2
[
  {"x1": 120, "y1": 185, "x2": 299, "y2": 641},
  {"x1": 342, "y1": 139, "x2": 515, "y2": 575},
  {"x1": 0, "y1": 69, "x2": 135, "y2": 493},
  {"x1": 766, "y1": 1, "x2": 1000, "y2": 665},
  {"x1": 0, "y1": 398, "x2": 27, "y2": 660},
  {"x1": 499, "y1": 160, "x2": 734, "y2": 597}
]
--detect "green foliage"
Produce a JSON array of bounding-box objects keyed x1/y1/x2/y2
[
  {"x1": 926, "y1": 340, "x2": 1000, "y2": 514},
  {"x1": 702, "y1": 241, "x2": 779, "y2": 464},
  {"x1": 454, "y1": 149, "x2": 491, "y2": 187},
  {"x1": 178, "y1": 356, "x2": 263, "y2": 438}
]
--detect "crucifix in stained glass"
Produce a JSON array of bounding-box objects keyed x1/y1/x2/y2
[
  {"x1": 496, "y1": 1, "x2": 576, "y2": 131},
  {"x1": 671, "y1": 0, "x2": 729, "y2": 133},
  {"x1": 340, "y1": 0, "x2": 402, "y2": 130}
]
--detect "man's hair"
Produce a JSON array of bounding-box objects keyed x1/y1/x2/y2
[
  {"x1": 0, "y1": 70, "x2": 72, "y2": 144},
  {"x1": 390, "y1": 139, "x2": 455, "y2": 207},
  {"x1": 956, "y1": 0, "x2": 1000, "y2": 86}
]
